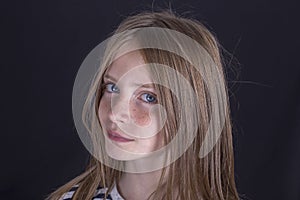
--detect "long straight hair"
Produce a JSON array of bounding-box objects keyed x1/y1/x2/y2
[{"x1": 47, "y1": 11, "x2": 239, "y2": 200}]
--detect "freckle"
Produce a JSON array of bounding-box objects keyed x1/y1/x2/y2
[{"x1": 130, "y1": 108, "x2": 150, "y2": 126}]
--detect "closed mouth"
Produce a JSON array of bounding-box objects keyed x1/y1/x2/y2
[{"x1": 107, "y1": 130, "x2": 134, "y2": 142}]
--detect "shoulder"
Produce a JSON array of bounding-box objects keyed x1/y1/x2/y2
[
  {"x1": 60, "y1": 184, "x2": 122, "y2": 200},
  {"x1": 59, "y1": 185, "x2": 78, "y2": 200}
]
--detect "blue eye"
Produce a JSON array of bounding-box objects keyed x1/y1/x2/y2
[
  {"x1": 141, "y1": 93, "x2": 157, "y2": 103},
  {"x1": 105, "y1": 83, "x2": 119, "y2": 93}
]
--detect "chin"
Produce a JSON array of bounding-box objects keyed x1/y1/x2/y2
[{"x1": 105, "y1": 141, "x2": 144, "y2": 161}]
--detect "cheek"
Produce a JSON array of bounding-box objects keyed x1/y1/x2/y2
[
  {"x1": 98, "y1": 97, "x2": 109, "y2": 122},
  {"x1": 130, "y1": 103, "x2": 151, "y2": 126}
]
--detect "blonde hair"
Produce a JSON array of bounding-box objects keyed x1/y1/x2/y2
[{"x1": 47, "y1": 11, "x2": 239, "y2": 200}]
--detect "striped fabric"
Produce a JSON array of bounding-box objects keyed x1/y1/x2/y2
[{"x1": 59, "y1": 184, "x2": 124, "y2": 200}]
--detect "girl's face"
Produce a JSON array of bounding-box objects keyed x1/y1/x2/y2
[{"x1": 98, "y1": 51, "x2": 164, "y2": 160}]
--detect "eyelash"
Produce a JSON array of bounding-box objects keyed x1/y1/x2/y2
[
  {"x1": 139, "y1": 93, "x2": 157, "y2": 104},
  {"x1": 102, "y1": 83, "x2": 157, "y2": 104},
  {"x1": 103, "y1": 82, "x2": 119, "y2": 93}
]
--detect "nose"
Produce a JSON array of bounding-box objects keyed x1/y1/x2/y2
[{"x1": 108, "y1": 95, "x2": 130, "y2": 124}]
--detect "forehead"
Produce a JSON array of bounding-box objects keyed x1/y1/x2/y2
[{"x1": 105, "y1": 51, "x2": 152, "y2": 83}]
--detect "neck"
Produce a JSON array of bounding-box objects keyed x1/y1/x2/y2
[{"x1": 118, "y1": 170, "x2": 162, "y2": 200}]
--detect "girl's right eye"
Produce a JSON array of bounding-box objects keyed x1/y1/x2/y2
[{"x1": 104, "y1": 83, "x2": 119, "y2": 93}]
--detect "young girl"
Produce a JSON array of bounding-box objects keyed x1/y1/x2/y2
[{"x1": 47, "y1": 11, "x2": 239, "y2": 200}]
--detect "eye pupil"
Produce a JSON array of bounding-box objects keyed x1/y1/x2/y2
[
  {"x1": 143, "y1": 93, "x2": 156, "y2": 103},
  {"x1": 112, "y1": 85, "x2": 118, "y2": 91},
  {"x1": 147, "y1": 95, "x2": 154, "y2": 101},
  {"x1": 105, "y1": 83, "x2": 119, "y2": 93}
]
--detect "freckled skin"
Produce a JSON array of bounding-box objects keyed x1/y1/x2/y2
[
  {"x1": 101, "y1": 98, "x2": 151, "y2": 126},
  {"x1": 130, "y1": 103, "x2": 151, "y2": 126},
  {"x1": 98, "y1": 51, "x2": 164, "y2": 160}
]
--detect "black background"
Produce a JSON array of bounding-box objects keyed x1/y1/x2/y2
[{"x1": 1, "y1": 0, "x2": 299, "y2": 199}]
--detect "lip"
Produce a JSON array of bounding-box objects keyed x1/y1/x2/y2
[{"x1": 107, "y1": 130, "x2": 134, "y2": 143}]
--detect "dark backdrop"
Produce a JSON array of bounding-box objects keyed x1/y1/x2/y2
[{"x1": 1, "y1": 0, "x2": 299, "y2": 199}]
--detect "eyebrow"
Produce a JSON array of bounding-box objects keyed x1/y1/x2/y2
[
  {"x1": 103, "y1": 74, "x2": 155, "y2": 89},
  {"x1": 103, "y1": 74, "x2": 117, "y2": 82}
]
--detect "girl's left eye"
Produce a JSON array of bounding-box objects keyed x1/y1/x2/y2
[{"x1": 140, "y1": 93, "x2": 157, "y2": 103}]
